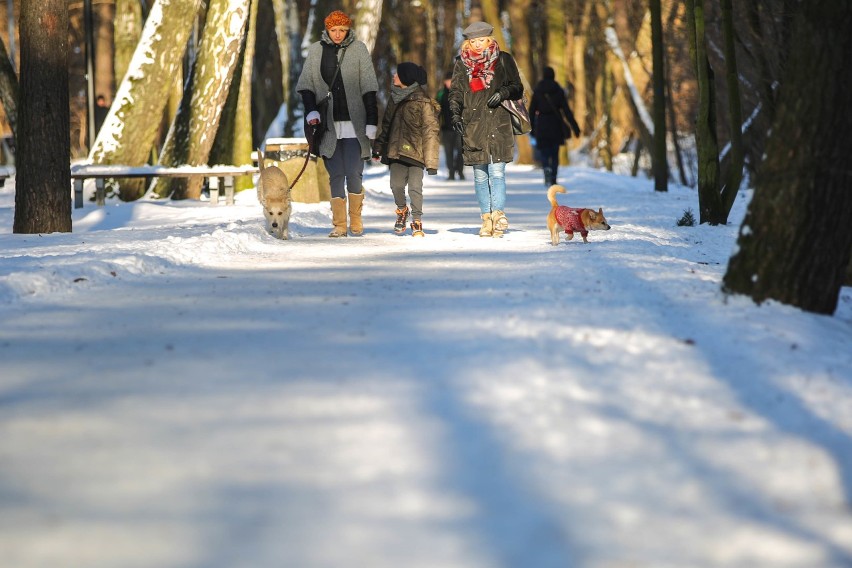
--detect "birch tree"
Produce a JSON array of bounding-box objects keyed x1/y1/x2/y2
[
  {"x1": 114, "y1": 0, "x2": 143, "y2": 85},
  {"x1": 154, "y1": 0, "x2": 250, "y2": 200},
  {"x1": 210, "y1": 0, "x2": 258, "y2": 192},
  {"x1": 595, "y1": 2, "x2": 653, "y2": 156},
  {"x1": 353, "y1": 0, "x2": 382, "y2": 53},
  {"x1": 88, "y1": 0, "x2": 202, "y2": 201},
  {"x1": 723, "y1": 2, "x2": 852, "y2": 314},
  {"x1": 14, "y1": 0, "x2": 71, "y2": 233}
]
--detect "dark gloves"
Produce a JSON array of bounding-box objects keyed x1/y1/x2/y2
[
  {"x1": 452, "y1": 118, "x2": 465, "y2": 135},
  {"x1": 427, "y1": 168, "x2": 437, "y2": 176},
  {"x1": 486, "y1": 92, "x2": 503, "y2": 108}
]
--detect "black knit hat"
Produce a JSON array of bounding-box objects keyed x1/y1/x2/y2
[{"x1": 397, "y1": 62, "x2": 426, "y2": 86}]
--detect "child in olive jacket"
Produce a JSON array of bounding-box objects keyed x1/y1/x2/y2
[{"x1": 373, "y1": 62, "x2": 441, "y2": 236}]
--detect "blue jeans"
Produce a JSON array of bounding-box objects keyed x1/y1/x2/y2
[
  {"x1": 472, "y1": 162, "x2": 506, "y2": 214},
  {"x1": 324, "y1": 138, "x2": 364, "y2": 199}
]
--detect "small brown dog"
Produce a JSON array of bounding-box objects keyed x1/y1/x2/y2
[
  {"x1": 547, "y1": 184, "x2": 610, "y2": 245},
  {"x1": 257, "y1": 149, "x2": 291, "y2": 240}
]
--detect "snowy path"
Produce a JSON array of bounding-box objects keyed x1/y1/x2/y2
[{"x1": 1, "y1": 166, "x2": 851, "y2": 567}]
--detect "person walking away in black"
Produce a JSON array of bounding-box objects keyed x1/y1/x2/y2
[
  {"x1": 436, "y1": 71, "x2": 464, "y2": 180},
  {"x1": 528, "y1": 66, "x2": 580, "y2": 187}
]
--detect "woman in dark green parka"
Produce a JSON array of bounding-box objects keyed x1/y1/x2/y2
[{"x1": 448, "y1": 21, "x2": 523, "y2": 238}]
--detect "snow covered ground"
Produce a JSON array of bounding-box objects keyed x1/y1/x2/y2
[{"x1": 1, "y1": 159, "x2": 851, "y2": 567}]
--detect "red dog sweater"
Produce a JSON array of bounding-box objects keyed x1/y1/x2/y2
[{"x1": 555, "y1": 206, "x2": 589, "y2": 238}]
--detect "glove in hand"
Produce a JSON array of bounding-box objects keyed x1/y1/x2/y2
[
  {"x1": 486, "y1": 92, "x2": 503, "y2": 108},
  {"x1": 452, "y1": 120, "x2": 465, "y2": 135},
  {"x1": 427, "y1": 168, "x2": 437, "y2": 176}
]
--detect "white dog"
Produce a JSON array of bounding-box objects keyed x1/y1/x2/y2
[{"x1": 256, "y1": 149, "x2": 291, "y2": 240}]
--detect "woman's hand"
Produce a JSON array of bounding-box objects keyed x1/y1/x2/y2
[
  {"x1": 452, "y1": 118, "x2": 465, "y2": 135},
  {"x1": 486, "y1": 92, "x2": 503, "y2": 108}
]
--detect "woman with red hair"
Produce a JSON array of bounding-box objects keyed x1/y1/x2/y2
[{"x1": 297, "y1": 11, "x2": 379, "y2": 237}]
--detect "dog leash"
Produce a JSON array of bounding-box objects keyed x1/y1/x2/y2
[{"x1": 289, "y1": 124, "x2": 318, "y2": 189}]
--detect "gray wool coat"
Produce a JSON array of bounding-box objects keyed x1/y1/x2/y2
[{"x1": 296, "y1": 32, "x2": 379, "y2": 160}]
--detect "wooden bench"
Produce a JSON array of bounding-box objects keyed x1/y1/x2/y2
[
  {"x1": 259, "y1": 137, "x2": 331, "y2": 203},
  {"x1": 70, "y1": 164, "x2": 259, "y2": 208}
]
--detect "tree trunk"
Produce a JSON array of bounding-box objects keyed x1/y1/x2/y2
[
  {"x1": 686, "y1": 0, "x2": 723, "y2": 224},
  {"x1": 568, "y1": 0, "x2": 592, "y2": 145},
  {"x1": 0, "y1": 36, "x2": 18, "y2": 141},
  {"x1": 89, "y1": 0, "x2": 202, "y2": 202},
  {"x1": 353, "y1": 0, "x2": 382, "y2": 53},
  {"x1": 438, "y1": 0, "x2": 461, "y2": 80},
  {"x1": 14, "y1": 0, "x2": 71, "y2": 233},
  {"x1": 723, "y1": 2, "x2": 852, "y2": 315},
  {"x1": 94, "y1": 1, "x2": 114, "y2": 100},
  {"x1": 154, "y1": 0, "x2": 250, "y2": 200},
  {"x1": 650, "y1": 0, "x2": 667, "y2": 191},
  {"x1": 113, "y1": 0, "x2": 142, "y2": 85},
  {"x1": 547, "y1": 0, "x2": 566, "y2": 77},
  {"x1": 210, "y1": 0, "x2": 258, "y2": 193},
  {"x1": 507, "y1": 0, "x2": 534, "y2": 165},
  {"x1": 719, "y1": 0, "x2": 743, "y2": 211},
  {"x1": 595, "y1": 2, "x2": 653, "y2": 156}
]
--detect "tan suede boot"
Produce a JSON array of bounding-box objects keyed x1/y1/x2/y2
[
  {"x1": 348, "y1": 192, "x2": 365, "y2": 236},
  {"x1": 479, "y1": 213, "x2": 493, "y2": 237},
  {"x1": 492, "y1": 210, "x2": 509, "y2": 232},
  {"x1": 329, "y1": 197, "x2": 348, "y2": 238}
]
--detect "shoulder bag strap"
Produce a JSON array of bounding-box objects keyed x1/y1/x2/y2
[{"x1": 324, "y1": 47, "x2": 347, "y2": 98}]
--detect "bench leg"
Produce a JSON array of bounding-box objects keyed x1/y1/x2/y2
[
  {"x1": 74, "y1": 179, "x2": 84, "y2": 209},
  {"x1": 225, "y1": 177, "x2": 234, "y2": 205},
  {"x1": 96, "y1": 178, "x2": 105, "y2": 206},
  {"x1": 209, "y1": 176, "x2": 220, "y2": 205}
]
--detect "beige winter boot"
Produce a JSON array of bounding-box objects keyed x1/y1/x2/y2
[
  {"x1": 348, "y1": 192, "x2": 365, "y2": 236},
  {"x1": 479, "y1": 213, "x2": 493, "y2": 237},
  {"x1": 492, "y1": 210, "x2": 509, "y2": 232},
  {"x1": 329, "y1": 197, "x2": 348, "y2": 237}
]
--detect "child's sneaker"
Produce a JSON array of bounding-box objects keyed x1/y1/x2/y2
[
  {"x1": 411, "y1": 219, "x2": 424, "y2": 237},
  {"x1": 394, "y1": 206, "x2": 409, "y2": 234}
]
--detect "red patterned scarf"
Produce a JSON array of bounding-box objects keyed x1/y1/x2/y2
[{"x1": 460, "y1": 41, "x2": 500, "y2": 90}]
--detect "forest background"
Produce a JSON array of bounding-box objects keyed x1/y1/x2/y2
[{"x1": 0, "y1": 0, "x2": 782, "y2": 189}]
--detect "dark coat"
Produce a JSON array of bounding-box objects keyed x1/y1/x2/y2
[
  {"x1": 436, "y1": 85, "x2": 453, "y2": 131},
  {"x1": 529, "y1": 78, "x2": 580, "y2": 147},
  {"x1": 448, "y1": 51, "x2": 524, "y2": 165},
  {"x1": 374, "y1": 88, "x2": 441, "y2": 170}
]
